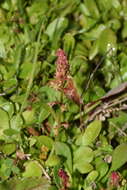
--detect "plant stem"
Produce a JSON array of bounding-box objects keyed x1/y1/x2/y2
[{"x1": 18, "y1": 20, "x2": 44, "y2": 116}]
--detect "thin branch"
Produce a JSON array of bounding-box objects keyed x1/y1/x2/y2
[
  {"x1": 110, "y1": 122, "x2": 127, "y2": 137},
  {"x1": 82, "y1": 48, "x2": 113, "y2": 98}
]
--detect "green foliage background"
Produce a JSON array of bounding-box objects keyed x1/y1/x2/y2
[{"x1": 0, "y1": 0, "x2": 127, "y2": 189}]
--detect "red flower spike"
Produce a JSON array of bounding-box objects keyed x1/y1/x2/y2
[
  {"x1": 58, "y1": 168, "x2": 69, "y2": 190},
  {"x1": 55, "y1": 49, "x2": 69, "y2": 82},
  {"x1": 110, "y1": 172, "x2": 120, "y2": 187},
  {"x1": 50, "y1": 49, "x2": 82, "y2": 105},
  {"x1": 49, "y1": 49, "x2": 69, "y2": 90}
]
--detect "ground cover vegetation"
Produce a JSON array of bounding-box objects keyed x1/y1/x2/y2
[{"x1": 0, "y1": 0, "x2": 127, "y2": 189}]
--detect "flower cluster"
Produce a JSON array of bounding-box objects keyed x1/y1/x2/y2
[
  {"x1": 50, "y1": 49, "x2": 82, "y2": 105},
  {"x1": 58, "y1": 168, "x2": 69, "y2": 190},
  {"x1": 55, "y1": 49, "x2": 69, "y2": 82},
  {"x1": 109, "y1": 172, "x2": 121, "y2": 187}
]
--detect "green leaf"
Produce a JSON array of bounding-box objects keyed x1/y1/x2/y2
[
  {"x1": 0, "y1": 177, "x2": 50, "y2": 190},
  {"x1": 74, "y1": 146, "x2": 94, "y2": 174},
  {"x1": 46, "y1": 154, "x2": 60, "y2": 167},
  {"x1": 95, "y1": 157, "x2": 109, "y2": 180},
  {"x1": 3, "y1": 128, "x2": 20, "y2": 136},
  {"x1": 74, "y1": 146, "x2": 94, "y2": 164},
  {"x1": 26, "y1": 0, "x2": 48, "y2": 24},
  {"x1": 45, "y1": 17, "x2": 68, "y2": 40},
  {"x1": 0, "y1": 108, "x2": 10, "y2": 139},
  {"x1": 3, "y1": 77, "x2": 17, "y2": 89},
  {"x1": 112, "y1": 0, "x2": 121, "y2": 11},
  {"x1": 97, "y1": 0, "x2": 112, "y2": 11},
  {"x1": 12, "y1": 166, "x2": 20, "y2": 175},
  {"x1": 22, "y1": 109, "x2": 36, "y2": 125},
  {"x1": 45, "y1": 17, "x2": 68, "y2": 48},
  {"x1": 85, "y1": 24, "x2": 106, "y2": 39},
  {"x1": 74, "y1": 162, "x2": 93, "y2": 174},
  {"x1": 19, "y1": 61, "x2": 40, "y2": 80},
  {"x1": 119, "y1": 53, "x2": 127, "y2": 81},
  {"x1": 1, "y1": 102, "x2": 14, "y2": 118},
  {"x1": 98, "y1": 28, "x2": 117, "y2": 55},
  {"x1": 36, "y1": 135, "x2": 54, "y2": 150},
  {"x1": 63, "y1": 33, "x2": 75, "y2": 59},
  {"x1": 54, "y1": 142, "x2": 72, "y2": 173},
  {"x1": 84, "y1": 170, "x2": 99, "y2": 188},
  {"x1": 39, "y1": 86, "x2": 61, "y2": 102},
  {"x1": 2, "y1": 143, "x2": 16, "y2": 155},
  {"x1": 56, "y1": 0, "x2": 80, "y2": 16},
  {"x1": 0, "y1": 40, "x2": 6, "y2": 58},
  {"x1": 23, "y1": 161, "x2": 43, "y2": 178},
  {"x1": 79, "y1": 3, "x2": 91, "y2": 17},
  {"x1": 10, "y1": 115, "x2": 23, "y2": 131},
  {"x1": 122, "y1": 21, "x2": 127, "y2": 39},
  {"x1": 110, "y1": 143, "x2": 127, "y2": 171},
  {"x1": 89, "y1": 40, "x2": 99, "y2": 60},
  {"x1": 109, "y1": 111, "x2": 127, "y2": 128},
  {"x1": 19, "y1": 62, "x2": 32, "y2": 79},
  {"x1": 82, "y1": 120, "x2": 102, "y2": 146},
  {"x1": 48, "y1": 186, "x2": 57, "y2": 190},
  {"x1": 0, "y1": 158, "x2": 13, "y2": 180},
  {"x1": 38, "y1": 103, "x2": 51, "y2": 123},
  {"x1": 84, "y1": 0, "x2": 100, "y2": 19}
]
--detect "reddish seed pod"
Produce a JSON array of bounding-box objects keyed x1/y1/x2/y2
[
  {"x1": 110, "y1": 172, "x2": 120, "y2": 187},
  {"x1": 63, "y1": 76, "x2": 82, "y2": 105}
]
